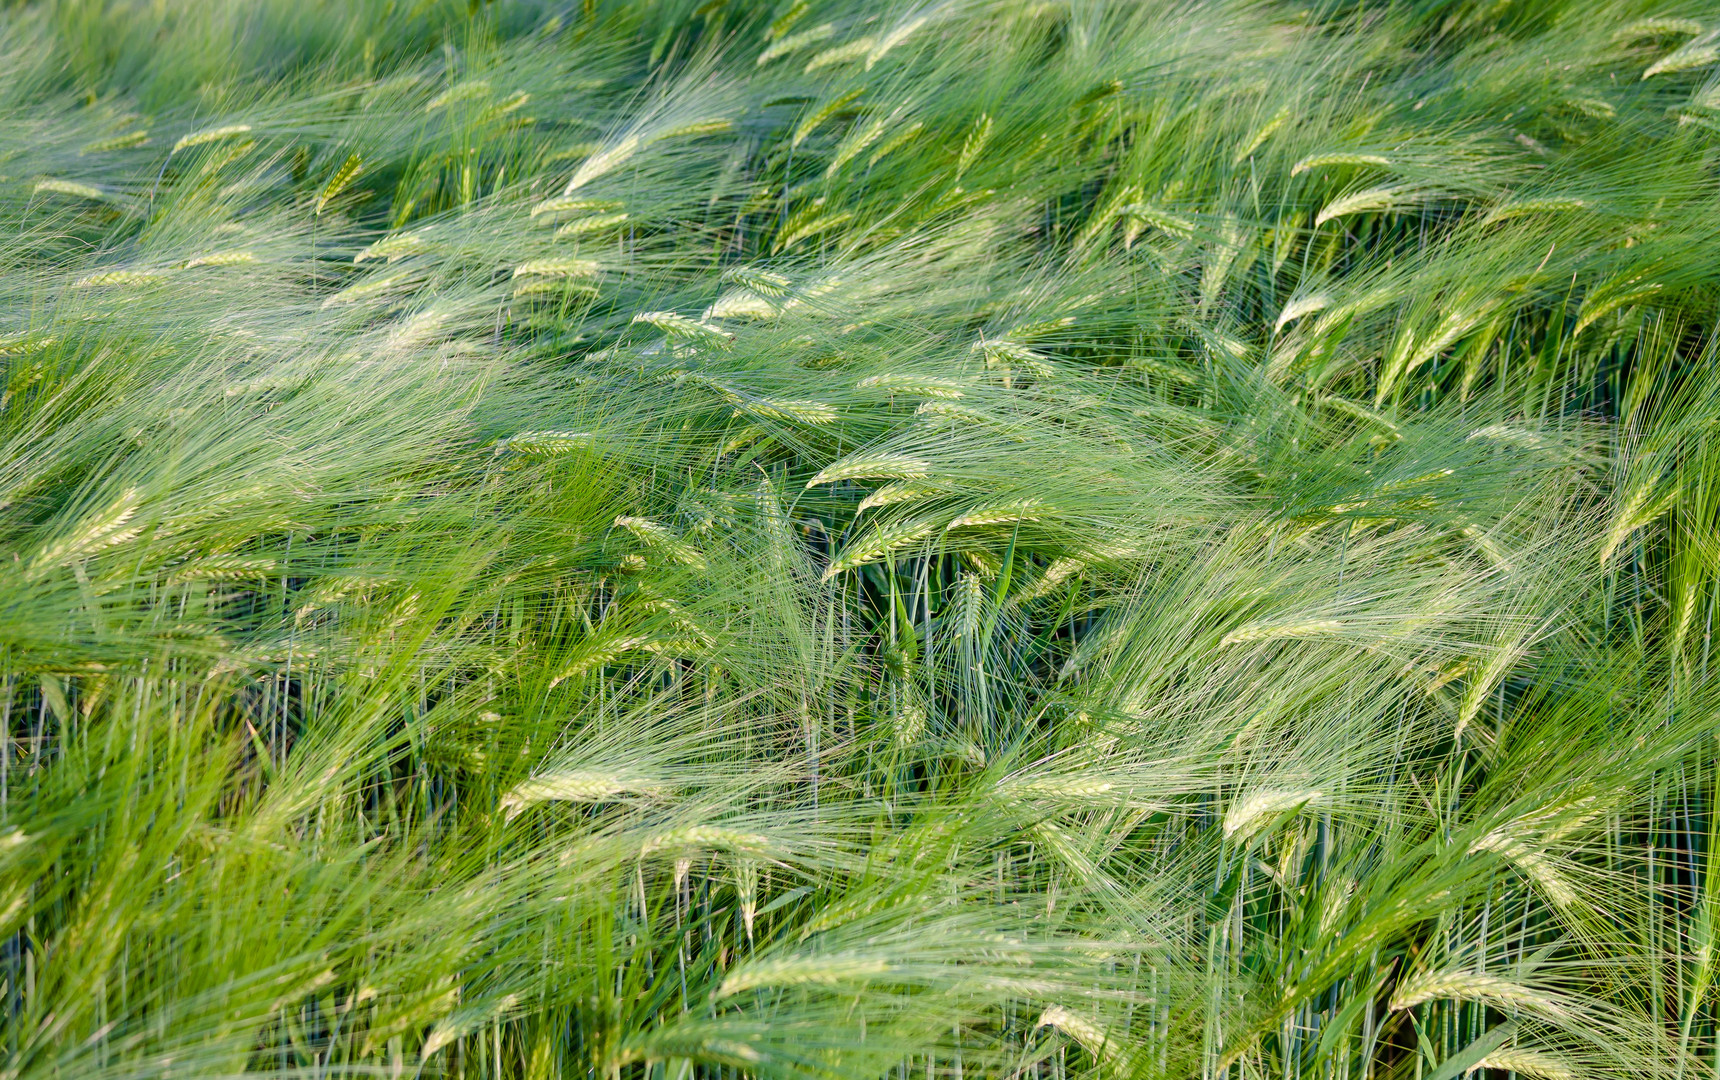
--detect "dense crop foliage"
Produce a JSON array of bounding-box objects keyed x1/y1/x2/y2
[{"x1": 4, "y1": 0, "x2": 1720, "y2": 1077}]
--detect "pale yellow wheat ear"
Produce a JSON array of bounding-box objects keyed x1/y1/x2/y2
[
  {"x1": 1599, "y1": 477, "x2": 1676, "y2": 568},
  {"x1": 806, "y1": 453, "x2": 933, "y2": 487},
  {"x1": 496, "y1": 431, "x2": 592, "y2": 456},
  {"x1": 857, "y1": 480, "x2": 947, "y2": 512},
  {"x1": 1219, "y1": 619, "x2": 1343, "y2": 646},
  {"x1": 717, "y1": 954, "x2": 891, "y2": 998},
  {"x1": 1390, "y1": 969, "x2": 1569, "y2": 1022},
  {"x1": 564, "y1": 135, "x2": 641, "y2": 193},
  {"x1": 1037, "y1": 1007, "x2": 1118, "y2": 1067},
  {"x1": 805, "y1": 37, "x2": 876, "y2": 74},
  {"x1": 1474, "y1": 1047, "x2": 1578, "y2": 1080},
  {"x1": 1483, "y1": 197, "x2": 1587, "y2": 225},
  {"x1": 613, "y1": 516, "x2": 707, "y2": 570},
  {"x1": 555, "y1": 212, "x2": 628, "y2": 238},
  {"x1": 29, "y1": 488, "x2": 143, "y2": 578},
  {"x1": 1573, "y1": 273, "x2": 1662, "y2": 335},
  {"x1": 1223, "y1": 789, "x2": 1322, "y2": 839},
  {"x1": 34, "y1": 178, "x2": 106, "y2": 201},
  {"x1": 1644, "y1": 35, "x2": 1719, "y2": 78},
  {"x1": 74, "y1": 268, "x2": 169, "y2": 288},
  {"x1": 793, "y1": 89, "x2": 864, "y2": 149},
  {"x1": 182, "y1": 250, "x2": 256, "y2": 268},
  {"x1": 1233, "y1": 104, "x2": 1291, "y2": 164},
  {"x1": 822, "y1": 517, "x2": 941, "y2": 579},
  {"x1": 512, "y1": 257, "x2": 599, "y2": 280},
  {"x1": 1292, "y1": 151, "x2": 1392, "y2": 176},
  {"x1": 1315, "y1": 185, "x2": 1423, "y2": 227},
  {"x1": 313, "y1": 153, "x2": 363, "y2": 215},
  {"x1": 956, "y1": 113, "x2": 993, "y2": 179},
  {"x1": 499, "y1": 771, "x2": 667, "y2": 820},
  {"x1": 639, "y1": 824, "x2": 773, "y2": 857},
  {"x1": 867, "y1": 14, "x2": 930, "y2": 69},
  {"x1": 632, "y1": 311, "x2": 732, "y2": 348},
  {"x1": 530, "y1": 196, "x2": 624, "y2": 218},
  {"x1": 1274, "y1": 292, "x2": 1330, "y2": 333},
  {"x1": 1614, "y1": 17, "x2": 1703, "y2": 42},
  {"x1": 80, "y1": 129, "x2": 148, "y2": 154},
  {"x1": 757, "y1": 22, "x2": 835, "y2": 66},
  {"x1": 171, "y1": 123, "x2": 251, "y2": 154},
  {"x1": 424, "y1": 79, "x2": 490, "y2": 112},
  {"x1": 856, "y1": 374, "x2": 966, "y2": 398}
]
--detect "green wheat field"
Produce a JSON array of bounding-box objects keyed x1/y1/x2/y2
[{"x1": 5, "y1": 0, "x2": 1720, "y2": 1077}]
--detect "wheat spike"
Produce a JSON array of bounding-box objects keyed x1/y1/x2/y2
[
  {"x1": 946, "y1": 500, "x2": 1043, "y2": 530},
  {"x1": 1220, "y1": 619, "x2": 1344, "y2": 646},
  {"x1": 1037, "y1": 1007, "x2": 1116, "y2": 1063},
  {"x1": 74, "y1": 269, "x2": 168, "y2": 287},
  {"x1": 548, "y1": 634, "x2": 653, "y2": 686},
  {"x1": 500, "y1": 771, "x2": 665, "y2": 818},
  {"x1": 1390, "y1": 969, "x2": 1567, "y2": 1020},
  {"x1": 353, "y1": 230, "x2": 431, "y2": 263},
  {"x1": 806, "y1": 453, "x2": 932, "y2": 487},
  {"x1": 866, "y1": 16, "x2": 929, "y2": 69},
  {"x1": 171, "y1": 123, "x2": 251, "y2": 153},
  {"x1": 641, "y1": 825, "x2": 772, "y2": 857},
  {"x1": 757, "y1": 22, "x2": 834, "y2": 65},
  {"x1": 704, "y1": 290, "x2": 779, "y2": 320},
  {"x1": 1275, "y1": 292, "x2": 1330, "y2": 333},
  {"x1": 531, "y1": 196, "x2": 624, "y2": 218},
  {"x1": 79, "y1": 129, "x2": 149, "y2": 154},
  {"x1": 826, "y1": 115, "x2": 887, "y2": 177},
  {"x1": 34, "y1": 179, "x2": 106, "y2": 200},
  {"x1": 564, "y1": 135, "x2": 641, "y2": 193},
  {"x1": 313, "y1": 153, "x2": 363, "y2": 215},
  {"x1": 183, "y1": 250, "x2": 256, "y2": 268},
  {"x1": 867, "y1": 120, "x2": 924, "y2": 167},
  {"x1": 1645, "y1": 41, "x2": 1719, "y2": 78},
  {"x1": 513, "y1": 258, "x2": 600, "y2": 279},
  {"x1": 499, "y1": 431, "x2": 593, "y2": 455},
  {"x1": 857, "y1": 374, "x2": 966, "y2": 399},
  {"x1": 1117, "y1": 201, "x2": 1194, "y2": 238},
  {"x1": 1469, "y1": 829, "x2": 1580, "y2": 907},
  {"x1": 956, "y1": 113, "x2": 992, "y2": 178},
  {"x1": 555, "y1": 211, "x2": 629, "y2": 238},
  {"x1": 1223, "y1": 789, "x2": 1323, "y2": 838},
  {"x1": 765, "y1": 0, "x2": 808, "y2": 39},
  {"x1": 1316, "y1": 185, "x2": 1419, "y2": 226},
  {"x1": 1233, "y1": 104, "x2": 1291, "y2": 164},
  {"x1": 1574, "y1": 274, "x2": 1662, "y2": 334},
  {"x1": 745, "y1": 396, "x2": 838, "y2": 424},
  {"x1": 632, "y1": 311, "x2": 732, "y2": 348},
  {"x1": 720, "y1": 266, "x2": 791, "y2": 297},
  {"x1": 614, "y1": 516, "x2": 708, "y2": 569},
  {"x1": 717, "y1": 955, "x2": 891, "y2": 998},
  {"x1": 1483, "y1": 197, "x2": 1587, "y2": 224},
  {"x1": 658, "y1": 118, "x2": 731, "y2": 140},
  {"x1": 793, "y1": 89, "x2": 865, "y2": 148},
  {"x1": 1292, "y1": 151, "x2": 1392, "y2": 175},
  {"x1": 857, "y1": 481, "x2": 946, "y2": 512},
  {"x1": 916, "y1": 400, "x2": 989, "y2": 423},
  {"x1": 1473, "y1": 1049, "x2": 1577, "y2": 1080},
  {"x1": 30, "y1": 488, "x2": 142, "y2": 575},
  {"x1": 1616, "y1": 17, "x2": 1703, "y2": 41},
  {"x1": 822, "y1": 517, "x2": 941, "y2": 579},
  {"x1": 320, "y1": 271, "x2": 410, "y2": 307},
  {"x1": 805, "y1": 38, "x2": 876, "y2": 74},
  {"x1": 425, "y1": 80, "x2": 491, "y2": 112}
]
